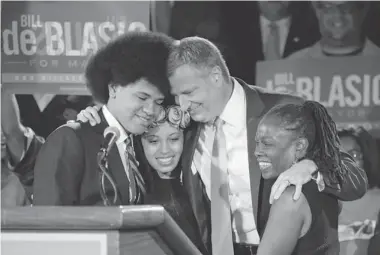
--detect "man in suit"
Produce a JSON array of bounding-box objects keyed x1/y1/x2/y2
[
  {"x1": 218, "y1": 1, "x2": 320, "y2": 85},
  {"x1": 288, "y1": 1, "x2": 380, "y2": 59},
  {"x1": 32, "y1": 32, "x2": 174, "y2": 206},
  {"x1": 167, "y1": 36, "x2": 367, "y2": 255}
]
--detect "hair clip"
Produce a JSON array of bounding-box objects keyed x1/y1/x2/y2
[{"x1": 150, "y1": 105, "x2": 191, "y2": 129}]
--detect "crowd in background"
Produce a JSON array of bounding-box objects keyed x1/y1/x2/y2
[{"x1": 2, "y1": 1, "x2": 380, "y2": 255}]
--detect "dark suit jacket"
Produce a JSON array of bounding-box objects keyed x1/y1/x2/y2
[
  {"x1": 181, "y1": 78, "x2": 368, "y2": 252},
  {"x1": 33, "y1": 111, "x2": 131, "y2": 205},
  {"x1": 218, "y1": 1, "x2": 321, "y2": 85}
]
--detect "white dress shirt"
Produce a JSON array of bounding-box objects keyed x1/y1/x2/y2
[
  {"x1": 260, "y1": 15, "x2": 291, "y2": 57},
  {"x1": 192, "y1": 79, "x2": 260, "y2": 245},
  {"x1": 102, "y1": 106, "x2": 132, "y2": 182}
]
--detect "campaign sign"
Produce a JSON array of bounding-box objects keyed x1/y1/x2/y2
[
  {"x1": 256, "y1": 57, "x2": 380, "y2": 136},
  {"x1": 1, "y1": 1, "x2": 150, "y2": 94}
]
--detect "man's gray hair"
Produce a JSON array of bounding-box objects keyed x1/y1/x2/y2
[{"x1": 167, "y1": 36, "x2": 230, "y2": 81}]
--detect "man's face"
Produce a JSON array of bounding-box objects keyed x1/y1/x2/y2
[
  {"x1": 258, "y1": 1, "x2": 291, "y2": 21},
  {"x1": 254, "y1": 116, "x2": 297, "y2": 179},
  {"x1": 314, "y1": 1, "x2": 366, "y2": 45},
  {"x1": 109, "y1": 79, "x2": 165, "y2": 135},
  {"x1": 169, "y1": 65, "x2": 222, "y2": 123}
]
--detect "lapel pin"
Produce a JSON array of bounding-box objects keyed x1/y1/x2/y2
[{"x1": 293, "y1": 37, "x2": 300, "y2": 42}]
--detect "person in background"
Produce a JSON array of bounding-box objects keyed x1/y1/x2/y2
[
  {"x1": 1, "y1": 91, "x2": 44, "y2": 205},
  {"x1": 32, "y1": 32, "x2": 174, "y2": 206},
  {"x1": 218, "y1": 1, "x2": 320, "y2": 84},
  {"x1": 337, "y1": 127, "x2": 380, "y2": 255},
  {"x1": 288, "y1": 1, "x2": 380, "y2": 59},
  {"x1": 15, "y1": 94, "x2": 94, "y2": 139},
  {"x1": 151, "y1": 0, "x2": 222, "y2": 43},
  {"x1": 255, "y1": 101, "x2": 341, "y2": 254}
]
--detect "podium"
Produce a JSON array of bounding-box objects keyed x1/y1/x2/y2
[{"x1": 1, "y1": 205, "x2": 202, "y2": 255}]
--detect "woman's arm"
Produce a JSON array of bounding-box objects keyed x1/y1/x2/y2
[
  {"x1": 1, "y1": 92, "x2": 27, "y2": 164},
  {"x1": 257, "y1": 186, "x2": 310, "y2": 255}
]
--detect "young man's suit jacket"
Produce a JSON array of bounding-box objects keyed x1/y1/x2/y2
[
  {"x1": 181, "y1": 78, "x2": 368, "y2": 252},
  {"x1": 33, "y1": 110, "x2": 132, "y2": 206}
]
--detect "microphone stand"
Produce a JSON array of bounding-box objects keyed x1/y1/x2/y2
[{"x1": 97, "y1": 149, "x2": 119, "y2": 206}]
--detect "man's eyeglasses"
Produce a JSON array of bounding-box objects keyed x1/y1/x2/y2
[{"x1": 346, "y1": 149, "x2": 363, "y2": 161}]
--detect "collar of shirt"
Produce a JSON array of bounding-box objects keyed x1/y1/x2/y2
[
  {"x1": 260, "y1": 15, "x2": 291, "y2": 29},
  {"x1": 102, "y1": 106, "x2": 130, "y2": 145},
  {"x1": 219, "y1": 78, "x2": 246, "y2": 129}
]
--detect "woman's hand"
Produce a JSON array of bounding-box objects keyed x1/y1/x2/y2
[{"x1": 76, "y1": 105, "x2": 102, "y2": 126}]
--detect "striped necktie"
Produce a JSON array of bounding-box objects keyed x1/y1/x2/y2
[
  {"x1": 125, "y1": 137, "x2": 146, "y2": 204},
  {"x1": 210, "y1": 117, "x2": 234, "y2": 255},
  {"x1": 265, "y1": 22, "x2": 281, "y2": 60}
]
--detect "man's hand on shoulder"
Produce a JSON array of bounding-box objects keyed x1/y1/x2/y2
[{"x1": 270, "y1": 159, "x2": 318, "y2": 204}]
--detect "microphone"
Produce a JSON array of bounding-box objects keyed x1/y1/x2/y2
[
  {"x1": 101, "y1": 126, "x2": 120, "y2": 155},
  {"x1": 98, "y1": 126, "x2": 120, "y2": 206}
]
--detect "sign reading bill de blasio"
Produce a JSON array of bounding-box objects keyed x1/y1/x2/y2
[
  {"x1": 256, "y1": 57, "x2": 380, "y2": 133},
  {"x1": 1, "y1": 1, "x2": 150, "y2": 94}
]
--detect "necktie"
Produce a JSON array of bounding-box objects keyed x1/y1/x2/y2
[
  {"x1": 210, "y1": 118, "x2": 234, "y2": 255},
  {"x1": 150, "y1": 0, "x2": 172, "y2": 34},
  {"x1": 265, "y1": 22, "x2": 281, "y2": 60},
  {"x1": 125, "y1": 137, "x2": 146, "y2": 204}
]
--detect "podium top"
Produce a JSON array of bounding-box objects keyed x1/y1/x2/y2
[
  {"x1": 1, "y1": 205, "x2": 203, "y2": 255},
  {"x1": 1, "y1": 205, "x2": 173, "y2": 230}
]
